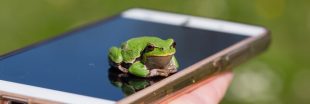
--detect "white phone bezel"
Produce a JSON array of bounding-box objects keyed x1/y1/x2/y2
[
  {"x1": 0, "y1": 8, "x2": 267, "y2": 103},
  {"x1": 122, "y1": 8, "x2": 266, "y2": 37},
  {"x1": 0, "y1": 80, "x2": 115, "y2": 104}
]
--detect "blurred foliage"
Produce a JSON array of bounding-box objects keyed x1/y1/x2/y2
[{"x1": 1, "y1": 0, "x2": 310, "y2": 104}]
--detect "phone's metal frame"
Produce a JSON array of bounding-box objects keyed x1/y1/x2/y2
[
  {"x1": 117, "y1": 9, "x2": 270, "y2": 104},
  {"x1": 0, "y1": 8, "x2": 270, "y2": 104}
]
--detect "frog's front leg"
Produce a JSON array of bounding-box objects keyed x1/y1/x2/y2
[
  {"x1": 109, "y1": 46, "x2": 128, "y2": 73},
  {"x1": 149, "y1": 69, "x2": 170, "y2": 77},
  {"x1": 167, "y1": 55, "x2": 179, "y2": 73},
  {"x1": 128, "y1": 61, "x2": 150, "y2": 77},
  {"x1": 129, "y1": 61, "x2": 171, "y2": 77}
]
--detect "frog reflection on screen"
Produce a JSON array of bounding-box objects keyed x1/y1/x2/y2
[{"x1": 108, "y1": 67, "x2": 167, "y2": 96}]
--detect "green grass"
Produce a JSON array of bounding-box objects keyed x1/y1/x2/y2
[{"x1": 1, "y1": 0, "x2": 310, "y2": 104}]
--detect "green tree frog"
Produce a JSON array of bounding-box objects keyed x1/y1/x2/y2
[{"x1": 108, "y1": 36, "x2": 179, "y2": 77}]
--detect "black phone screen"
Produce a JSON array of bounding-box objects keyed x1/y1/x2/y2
[{"x1": 0, "y1": 16, "x2": 248, "y2": 100}]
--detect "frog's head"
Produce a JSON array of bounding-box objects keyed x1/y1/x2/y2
[{"x1": 142, "y1": 38, "x2": 176, "y2": 69}]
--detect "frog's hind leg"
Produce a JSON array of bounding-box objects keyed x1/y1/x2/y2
[
  {"x1": 128, "y1": 62, "x2": 171, "y2": 77},
  {"x1": 108, "y1": 59, "x2": 129, "y2": 73},
  {"x1": 117, "y1": 65, "x2": 129, "y2": 73},
  {"x1": 128, "y1": 61, "x2": 150, "y2": 77},
  {"x1": 109, "y1": 46, "x2": 128, "y2": 73}
]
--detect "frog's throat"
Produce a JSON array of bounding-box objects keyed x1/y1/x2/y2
[{"x1": 144, "y1": 55, "x2": 173, "y2": 69}]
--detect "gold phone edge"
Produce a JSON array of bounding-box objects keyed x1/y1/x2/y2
[{"x1": 117, "y1": 29, "x2": 271, "y2": 104}]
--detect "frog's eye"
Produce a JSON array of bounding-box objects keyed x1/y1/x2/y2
[
  {"x1": 171, "y1": 42, "x2": 176, "y2": 48},
  {"x1": 146, "y1": 44, "x2": 155, "y2": 51}
]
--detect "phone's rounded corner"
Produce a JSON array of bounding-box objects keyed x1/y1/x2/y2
[
  {"x1": 249, "y1": 25, "x2": 271, "y2": 37},
  {"x1": 260, "y1": 27, "x2": 272, "y2": 50}
]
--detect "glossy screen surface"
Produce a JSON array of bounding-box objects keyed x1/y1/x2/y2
[{"x1": 0, "y1": 16, "x2": 248, "y2": 100}]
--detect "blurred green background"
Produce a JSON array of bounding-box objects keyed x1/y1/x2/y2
[{"x1": 1, "y1": 0, "x2": 310, "y2": 104}]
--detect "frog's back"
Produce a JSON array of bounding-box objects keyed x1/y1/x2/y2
[
  {"x1": 121, "y1": 37, "x2": 165, "y2": 63},
  {"x1": 124, "y1": 37, "x2": 164, "y2": 48}
]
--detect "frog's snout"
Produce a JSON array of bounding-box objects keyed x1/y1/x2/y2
[{"x1": 145, "y1": 55, "x2": 173, "y2": 69}]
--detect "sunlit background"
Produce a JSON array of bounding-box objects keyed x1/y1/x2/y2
[{"x1": 1, "y1": 0, "x2": 309, "y2": 104}]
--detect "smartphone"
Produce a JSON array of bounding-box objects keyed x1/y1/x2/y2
[{"x1": 0, "y1": 8, "x2": 270, "y2": 104}]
